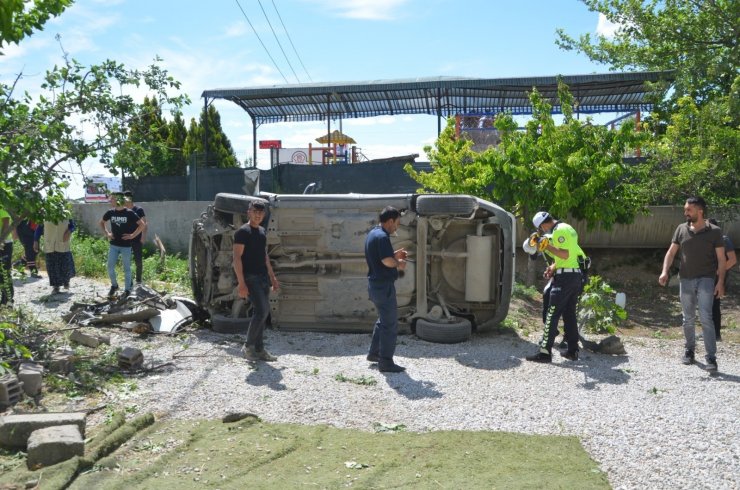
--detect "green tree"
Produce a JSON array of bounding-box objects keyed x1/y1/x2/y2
[
  {"x1": 556, "y1": 0, "x2": 738, "y2": 103},
  {"x1": 0, "y1": 56, "x2": 188, "y2": 238},
  {"x1": 407, "y1": 81, "x2": 649, "y2": 230},
  {"x1": 182, "y1": 105, "x2": 239, "y2": 168},
  {"x1": 556, "y1": 0, "x2": 739, "y2": 208},
  {"x1": 165, "y1": 111, "x2": 188, "y2": 175},
  {"x1": 114, "y1": 96, "x2": 171, "y2": 177},
  {"x1": 641, "y1": 82, "x2": 740, "y2": 207},
  {"x1": 0, "y1": 0, "x2": 72, "y2": 53}
]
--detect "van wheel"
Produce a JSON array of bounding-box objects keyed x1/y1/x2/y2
[
  {"x1": 415, "y1": 317, "x2": 472, "y2": 344},
  {"x1": 414, "y1": 195, "x2": 477, "y2": 217},
  {"x1": 214, "y1": 193, "x2": 267, "y2": 214},
  {"x1": 211, "y1": 313, "x2": 250, "y2": 334}
]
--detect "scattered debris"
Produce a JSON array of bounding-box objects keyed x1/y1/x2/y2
[
  {"x1": 17, "y1": 362, "x2": 44, "y2": 397},
  {"x1": 118, "y1": 347, "x2": 144, "y2": 370},
  {"x1": 26, "y1": 424, "x2": 84, "y2": 469},
  {"x1": 579, "y1": 334, "x2": 627, "y2": 355},
  {"x1": 0, "y1": 412, "x2": 86, "y2": 450},
  {"x1": 0, "y1": 375, "x2": 23, "y2": 411},
  {"x1": 64, "y1": 284, "x2": 200, "y2": 335},
  {"x1": 69, "y1": 330, "x2": 110, "y2": 348},
  {"x1": 48, "y1": 348, "x2": 75, "y2": 374}
]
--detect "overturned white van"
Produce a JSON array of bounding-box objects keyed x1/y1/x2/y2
[{"x1": 190, "y1": 193, "x2": 515, "y2": 343}]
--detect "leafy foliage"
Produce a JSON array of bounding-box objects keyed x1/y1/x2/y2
[
  {"x1": 407, "y1": 80, "x2": 649, "y2": 230},
  {"x1": 0, "y1": 0, "x2": 72, "y2": 53},
  {"x1": 0, "y1": 310, "x2": 50, "y2": 376},
  {"x1": 556, "y1": 0, "x2": 738, "y2": 104},
  {"x1": 0, "y1": 54, "x2": 188, "y2": 236},
  {"x1": 556, "y1": 1, "x2": 739, "y2": 208},
  {"x1": 640, "y1": 85, "x2": 740, "y2": 208},
  {"x1": 577, "y1": 275, "x2": 627, "y2": 334}
]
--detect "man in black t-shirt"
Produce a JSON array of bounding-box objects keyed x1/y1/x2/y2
[
  {"x1": 98, "y1": 192, "x2": 144, "y2": 298},
  {"x1": 124, "y1": 191, "x2": 147, "y2": 285},
  {"x1": 233, "y1": 200, "x2": 280, "y2": 362}
]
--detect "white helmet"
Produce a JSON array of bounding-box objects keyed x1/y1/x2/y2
[
  {"x1": 532, "y1": 211, "x2": 551, "y2": 229},
  {"x1": 522, "y1": 237, "x2": 537, "y2": 255}
]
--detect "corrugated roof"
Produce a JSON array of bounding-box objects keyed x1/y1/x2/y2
[{"x1": 203, "y1": 71, "x2": 674, "y2": 125}]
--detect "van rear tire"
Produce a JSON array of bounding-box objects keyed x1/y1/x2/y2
[{"x1": 415, "y1": 317, "x2": 472, "y2": 344}]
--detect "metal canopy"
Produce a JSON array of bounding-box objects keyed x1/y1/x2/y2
[{"x1": 202, "y1": 71, "x2": 674, "y2": 125}]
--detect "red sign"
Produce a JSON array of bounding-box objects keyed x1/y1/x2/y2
[{"x1": 259, "y1": 140, "x2": 282, "y2": 149}]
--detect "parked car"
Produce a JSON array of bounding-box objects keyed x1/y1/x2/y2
[{"x1": 190, "y1": 192, "x2": 515, "y2": 343}]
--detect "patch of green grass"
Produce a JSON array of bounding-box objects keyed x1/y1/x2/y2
[
  {"x1": 334, "y1": 373, "x2": 377, "y2": 386},
  {"x1": 37, "y1": 419, "x2": 609, "y2": 489},
  {"x1": 372, "y1": 422, "x2": 407, "y2": 433},
  {"x1": 68, "y1": 233, "x2": 189, "y2": 290},
  {"x1": 295, "y1": 367, "x2": 319, "y2": 376},
  {"x1": 513, "y1": 282, "x2": 539, "y2": 300}
]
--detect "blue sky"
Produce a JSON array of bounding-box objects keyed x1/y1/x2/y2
[{"x1": 2, "y1": 0, "x2": 620, "y2": 198}]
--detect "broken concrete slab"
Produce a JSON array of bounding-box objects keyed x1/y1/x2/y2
[
  {"x1": 0, "y1": 374, "x2": 24, "y2": 410},
  {"x1": 17, "y1": 362, "x2": 44, "y2": 397},
  {"x1": 0, "y1": 412, "x2": 86, "y2": 450},
  {"x1": 26, "y1": 424, "x2": 84, "y2": 469},
  {"x1": 69, "y1": 330, "x2": 111, "y2": 348}
]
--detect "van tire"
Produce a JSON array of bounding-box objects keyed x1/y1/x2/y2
[
  {"x1": 415, "y1": 317, "x2": 472, "y2": 344},
  {"x1": 211, "y1": 313, "x2": 250, "y2": 334},
  {"x1": 214, "y1": 193, "x2": 267, "y2": 214},
  {"x1": 415, "y1": 195, "x2": 477, "y2": 217}
]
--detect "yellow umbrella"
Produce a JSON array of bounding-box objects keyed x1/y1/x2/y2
[{"x1": 315, "y1": 129, "x2": 357, "y2": 145}]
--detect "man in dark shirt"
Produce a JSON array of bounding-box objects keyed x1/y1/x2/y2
[
  {"x1": 707, "y1": 218, "x2": 737, "y2": 341},
  {"x1": 99, "y1": 192, "x2": 144, "y2": 298},
  {"x1": 124, "y1": 191, "x2": 147, "y2": 285},
  {"x1": 233, "y1": 200, "x2": 280, "y2": 362},
  {"x1": 659, "y1": 196, "x2": 726, "y2": 372},
  {"x1": 365, "y1": 206, "x2": 408, "y2": 373}
]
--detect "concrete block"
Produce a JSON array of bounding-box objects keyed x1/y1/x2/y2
[
  {"x1": 69, "y1": 330, "x2": 110, "y2": 348},
  {"x1": 118, "y1": 347, "x2": 144, "y2": 370},
  {"x1": 48, "y1": 348, "x2": 75, "y2": 374},
  {"x1": 18, "y1": 362, "x2": 44, "y2": 397},
  {"x1": 0, "y1": 412, "x2": 86, "y2": 450},
  {"x1": 27, "y1": 425, "x2": 84, "y2": 469},
  {"x1": 0, "y1": 374, "x2": 23, "y2": 410}
]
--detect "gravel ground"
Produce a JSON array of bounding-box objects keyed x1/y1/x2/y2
[{"x1": 9, "y1": 274, "x2": 740, "y2": 490}]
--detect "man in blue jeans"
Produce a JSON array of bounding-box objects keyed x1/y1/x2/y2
[
  {"x1": 233, "y1": 200, "x2": 280, "y2": 362},
  {"x1": 659, "y1": 196, "x2": 726, "y2": 372},
  {"x1": 365, "y1": 206, "x2": 408, "y2": 373},
  {"x1": 99, "y1": 193, "x2": 144, "y2": 298}
]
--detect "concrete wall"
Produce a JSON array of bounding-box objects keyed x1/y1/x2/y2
[
  {"x1": 74, "y1": 201, "x2": 740, "y2": 255},
  {"x1": 515, "y1": 206, "x2": 740, "y2": 249},
  {"x1": 72, "y1": 201, "x2": 211, "y2": 256}
]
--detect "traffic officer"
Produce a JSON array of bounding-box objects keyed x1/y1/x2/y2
[{"x1": 525, "y1": 211, "x2": 587, "y2": 363}]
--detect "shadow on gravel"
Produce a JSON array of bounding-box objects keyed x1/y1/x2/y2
[
  {"x1": 545, "y1": 352, "x2": 631, "y2": 389},
  {"x1": 377, "y1": 370, "x2": 443, "y2": 400},
  {"x1": 245, "y1": 363, "x2": 287, "y2": 391}
]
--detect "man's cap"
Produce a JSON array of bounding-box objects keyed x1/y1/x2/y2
[
  {"x1": 249, "y1": 200, "x2": 267, "y2": 210},
  {"x1": 123, "y1": 190, "x2": 133, "y2": 197},
  {"x1": 532, "y1": 211, "x2": 551, "y2": 228}
]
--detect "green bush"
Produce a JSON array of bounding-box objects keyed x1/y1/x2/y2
[{"x1": 578, "y1": 275, "x2": 627, "y2": 334}]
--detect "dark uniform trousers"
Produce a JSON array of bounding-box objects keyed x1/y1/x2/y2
[{"x1": 540, "y1": 272, "x2": 583, "y2": 353}]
